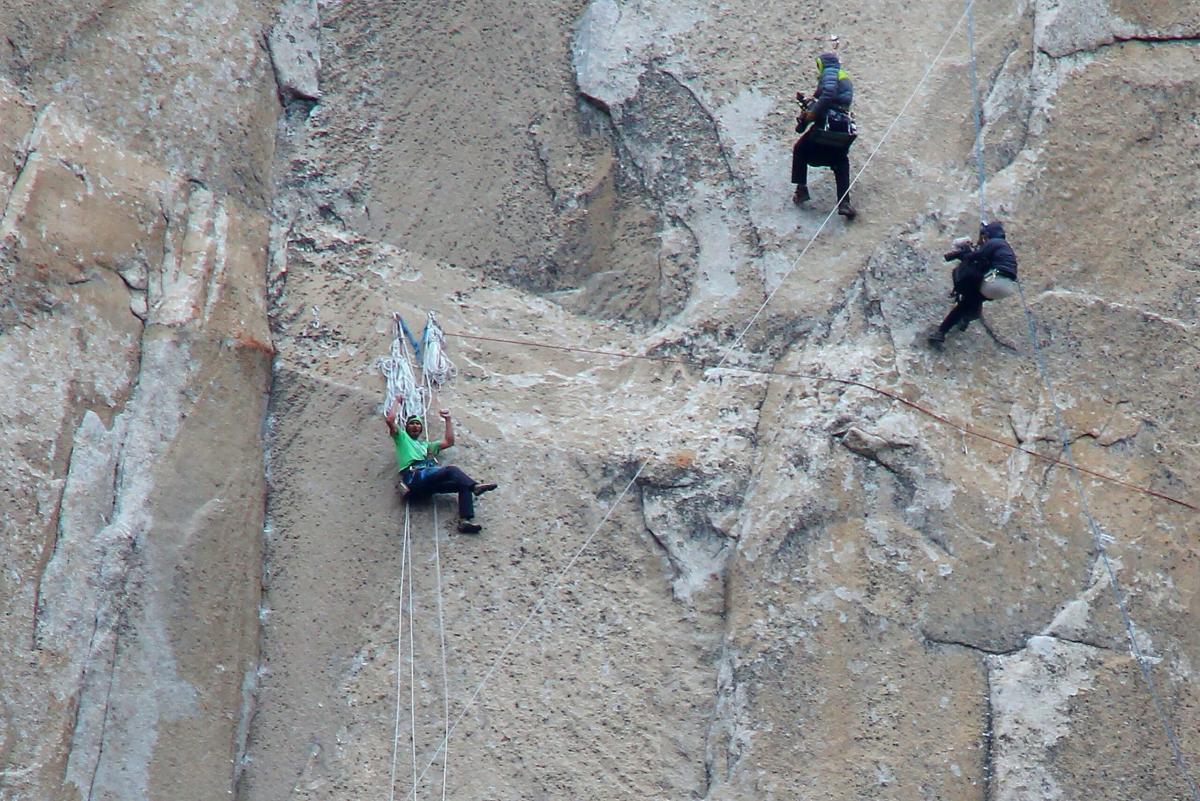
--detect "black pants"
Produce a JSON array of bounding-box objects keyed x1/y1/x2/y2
[
  {"x1": 792, "y1": 137, "x2": 851, "y2": 203},
  {"x1": 406, "y1": 465, "x2": 477, "y2": 519},
  {"x1": 939, "y1": 261, "x2": 988, "y2": 334}
]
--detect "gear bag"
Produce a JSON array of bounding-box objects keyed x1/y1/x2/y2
[{"x1": 980, "y1": 269, "x2": 1018, "y2": 300}]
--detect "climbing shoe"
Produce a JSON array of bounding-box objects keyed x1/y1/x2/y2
[
  {"x1": 472, "y1": 481, "x2": 498, "y2": 497},
  {"x1": 457, "y1": 521, "x2": 483, "y2": 534},
  {"x1": 837, "y1": 201, "x2": 857, "y2": 220},
  {"x1": 927, "y1": 328, "x2": 946, "y2": 345},
  {"x1": 792, "y1": 185, "x2": 810, "y2": 204}
]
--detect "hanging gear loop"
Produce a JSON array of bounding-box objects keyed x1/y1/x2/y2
[
  {"x1": 380, "y1": 313, "x2": 429, "y2": 422},
  {"x1": 421, "y1": 311, "x2": 458, "y2": 388}
]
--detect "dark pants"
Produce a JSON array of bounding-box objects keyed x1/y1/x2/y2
[
  {"x1": 939, "y1": 261, "x2": 988, "y2": 334},
  {"x1": 405, "y1": 465, "x2": 477, "y2": 519},
  {"x1": 792, "y1": 137, "x2": 851, "y2": 203}
]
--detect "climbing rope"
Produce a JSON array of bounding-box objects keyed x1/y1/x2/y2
[
  {"x1": 964, "y1": 4, "x2": 1199, "y2": 797},
  {"x1": 447, "y1": 329, "x2": 1196, "y2": 512},
  {"x1": 379, "y1": 314, "x2": 429, "y2": 422},
  {"x1": 966, "y1": 2, "x2": 986, "y2": 222},
  {"x1": 421, "y1": 311, "x2": 458, "y2": 389},
  {"x1": 388, "y1": 504, "x2": 414, "y2": 801},
  {"x1": 405, "y1": 514, "x2": 418, "y2": 795},
  {"x1": 381, "y1": 311, "x2": 460, "y2": 799},
  {"x1": 404, "y1": 463, "x2": 647, "y2": 801},
  {"x1": 430, "y1": 504, "x2": 451, "y2": 801}
]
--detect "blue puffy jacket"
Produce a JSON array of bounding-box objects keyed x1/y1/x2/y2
[{"x1": 810, "y1": 52, "x2": 853, "y2": 124}]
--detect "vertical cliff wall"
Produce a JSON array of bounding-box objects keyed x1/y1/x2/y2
[
  {"x1": 1, "y1": 1, "x2": 1197, "y2": 800},
  {"x1": 0, "y1": 2, "x2": 276, "y2": 799}
]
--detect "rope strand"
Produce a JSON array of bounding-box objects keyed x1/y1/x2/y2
[
  {"x1": 406, "y1": 518, "x2": 418, "y2": 796},
  {"x1": 388, "y1": 504, "x2": 412, "y2": 801},
  {"x1": 432, "y1": 504, "x2": 451, "y2": 801}
]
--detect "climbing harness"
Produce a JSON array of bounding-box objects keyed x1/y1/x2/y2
[
  {"x1": 805, "y1": 107, "x2": 858, "y2": 150},
  {"x1": 965, "y1": 2, "x2": 1199, "y2": 796}
]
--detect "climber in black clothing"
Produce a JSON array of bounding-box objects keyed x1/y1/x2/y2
[
  {"x1": 929, "y1": 221, "x2": 1019, "y2": 345},
  {"x1": 792, "y1": 51, "x2": 857, "y2": 219}
]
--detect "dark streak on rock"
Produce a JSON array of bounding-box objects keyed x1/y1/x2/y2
[
  {"x1": 1040, "y1": 32, "x2": 1200, "y2": 60},
  {"x1": 982, "y1": 667, "x2": 995, "y2": 801}
]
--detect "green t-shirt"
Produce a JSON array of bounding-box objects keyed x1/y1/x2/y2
[{"x1": 391, "y1": 430, "x2": 441, "y2": 472}]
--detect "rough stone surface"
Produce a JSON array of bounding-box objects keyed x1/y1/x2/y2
[
  {"x1": 269, "y1": 0, "x2": 322, "y2": 102},
  {"x1": 2, "y1": 1, "x2": 1199, "y2": 801},
  {"x1": 0, "y1": 10, "x2": 275, "y2": 799},
  {"x1": 0, "y1": 0, "x2": 279, "y2": 208}
]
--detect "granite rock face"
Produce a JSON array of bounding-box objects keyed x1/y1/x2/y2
[
  {"x1": 269, "y1": 0, "x2": 322, "y2": 103},
  {"x1": 0, "y1": 0, "x2": 275, "y2": 796},
  {"x1": 2, "y1": 1, "x2": 1198, "y2": 800}
]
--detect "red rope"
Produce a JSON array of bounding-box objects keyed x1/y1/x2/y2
[{"x1": 450, "y1": 330, "x2": 1197, "y2": 513}]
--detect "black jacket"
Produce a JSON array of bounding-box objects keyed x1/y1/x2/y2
[
  {"x1": 976, "y1": 223, "x2": 1018, "y2": 278},
  {"x1": 945, "y1": 223, "x2": 1018, "y2": 279}
]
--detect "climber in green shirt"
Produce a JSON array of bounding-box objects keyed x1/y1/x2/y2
[{"x1": 384, "y1": 398, "x2": 497, "y2": 533}]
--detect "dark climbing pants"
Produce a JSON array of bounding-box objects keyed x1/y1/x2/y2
[
  {"x1": 939, "y1": 261, "x2": 989, "y2": 334},
  {"x1": 405, "y1": 465, "x2": 477, "y2": 519},
  {"x1": 792, "y1": 137, "x2": 851, "y2": 203}
]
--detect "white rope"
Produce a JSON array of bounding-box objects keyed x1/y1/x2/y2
[
  {"x1": 382, "y1": 310, "x2": 458, "y2": 799},
  {"x1": 406, "y1": 518, "x2": 418, "y2": 795},
  {"x1": 403, "y1": 463, "x2": 646, "y2": 799},
  {"x1": 421, "y1": 311, "x2": 457, "y2": 388},
  {"x1": 388, "y1": 504, "x2": 412, "y2": 801},
  {"x1": 379, "y1": 314, "x2": 428, "y2": 422},
  {"x1": 403, "y1": 9, "x2": 992, "y2": 798},
  {"x1": 432, "y1": 504, "x2": 451, "y2": 801}
]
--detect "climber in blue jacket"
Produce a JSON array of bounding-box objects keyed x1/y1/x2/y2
[{"x1": 792, "y1": 51, "x2": 857, "y2": 219}]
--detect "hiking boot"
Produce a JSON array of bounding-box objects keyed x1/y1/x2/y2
[
  {"x1": 472, "y1": 481, "x2": 498, "y2": 497},
  {"x1": 792, "y1": 185, "x2": 810, "y2": 204},
  {"x1": 457, "y1": 521, "x2": 483, "y2": 534},
  {"x1": 837, "y1": 200, "x2": 857, "y2": 220},
  {"x1": 927, "y1": 328, "x2": 946, "y2": 345}
]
